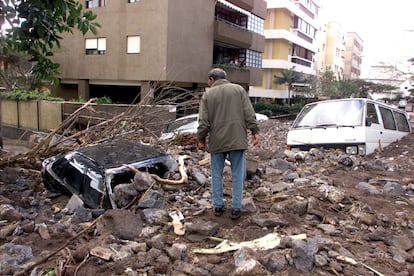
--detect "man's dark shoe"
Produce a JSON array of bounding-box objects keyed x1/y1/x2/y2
[
  {"x1": 214, "y1": 207, "x2": 225, "y2": 217},
  {"x1": 230, "y1": 208, "x2": 241, "y2": 220}
]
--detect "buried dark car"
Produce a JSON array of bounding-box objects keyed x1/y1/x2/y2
[{"x1": 41, "y1": 139, "x2": 177, "y2": 209}]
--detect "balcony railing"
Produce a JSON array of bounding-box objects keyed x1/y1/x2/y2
[
  {"x1": 214, "y1": 20, "x2": 253, "y2": 48},
  {"x1": 211, "y1": 64, "x2": 262, "y2": 86},
  {"x1": 215, "y1": 17, "x2": 247, "y2": 30},
  {"x1": 291, "y1": 57, "x2": 312, "y2": 68}
]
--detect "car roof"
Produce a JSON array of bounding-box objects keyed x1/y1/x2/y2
[
  {"x1": 305, "y1": 98, "x2": 409, "y2": 113},
  {"x1": 74, "y1": 139, "x2": 169, "y2": 169}
]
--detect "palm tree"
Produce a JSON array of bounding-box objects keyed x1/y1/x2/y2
[{"x1": 274, "y1": 67, "x2": 305, "y2": 105}]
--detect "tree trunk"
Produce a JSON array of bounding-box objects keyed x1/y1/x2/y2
[{"x1": 288, "y1": 85, "x2": 291, "y2": 106}]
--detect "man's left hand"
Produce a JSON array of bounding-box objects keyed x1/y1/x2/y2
[
  {"x1": 251, "y1": 134, "x2": 260, "y2": 146},
  {"x1": 198, "y1": 142, "x2": 206, "y2": 151}
]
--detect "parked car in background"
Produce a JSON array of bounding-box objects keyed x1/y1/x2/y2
[
  {"x1": 287, "y1": 98, "x2": 411, "y2": 155},
  {"x1": 398, "y1": 98, "x2": 408, "y2": 109},
  {"x1": 41, "y1": 139, "x2": 177, "y2": 209},
  {"x1": 160, "y1": 113, "x2": 269, "y2": 141}
]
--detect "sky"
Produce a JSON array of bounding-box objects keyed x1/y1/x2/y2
[{"x1": 318, "y1": 0, "x2": 414, "y2": 77}]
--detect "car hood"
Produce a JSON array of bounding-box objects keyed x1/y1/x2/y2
[{"x1": 75, "y1": 139, "x2": 171, "y2": 169}]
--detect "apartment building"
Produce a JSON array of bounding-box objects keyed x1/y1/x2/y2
[
  {"x1": 365, "y1": 62, "x2": 412, "y2": 100},
  {"x1": 343, "y1": 32, "x2": 363, "y2": 80},
  {"x1": 317, "y1": 21, "x2": 345, "y2": 80},
  {"x1": 51, "y1": 0, "x2": 266, "y2": 104},
  {"x1": 249, "y1": 0, "x2": 319, "y2": 99}
]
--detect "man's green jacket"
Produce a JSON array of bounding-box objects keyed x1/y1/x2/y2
[{"x1": 197, "y1": 79, "x2": 259, "y2": 153}]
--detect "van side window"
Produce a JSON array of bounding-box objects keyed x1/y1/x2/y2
[
  {"x1": 366, "y1": 103, "x2": 379, "y2": 124},
  {"x1": 393, "y1": 111, "x2": 410, "y2": 132},
  {"x1": 379, "y1": 106, "x2": 397, "y2": 130}
]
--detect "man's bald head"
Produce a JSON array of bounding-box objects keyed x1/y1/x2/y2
[{"x1": 208, "y1": 68, "x2": 227, "y2": 80}]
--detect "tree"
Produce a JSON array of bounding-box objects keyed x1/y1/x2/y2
[
  {"x1": 336, "y1": 80, "x2": 359, "y2": 98},
  {"x1": 274, "y1": 67, "x2": 305, "y2": 105},
  {"x1": 317, "y1": 67, "x2": 337, "y2": 98},
  {"x1": 350, "y1": 79, "x2": 398, "y2": 98},
  {"x1": 0, "y1": 52, "x2": 33, "y2": 89},
  {"x1": 0, "y1": 0, "x2": 100, "y2": 86},
  {"x1": 317, "y1": 67, "x2": 366, "y2": 99},
  {"x1": 294, "y1": 74, "x2": 318, "y2": 98}
]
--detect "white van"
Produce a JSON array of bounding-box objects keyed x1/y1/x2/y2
[{"x1": 287, "y1": 98, "x2": 412, "y2": 155}]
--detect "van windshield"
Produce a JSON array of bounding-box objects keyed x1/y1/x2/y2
[{"x1": 292, "y1": 100, "x2": 364, "y2": 129}]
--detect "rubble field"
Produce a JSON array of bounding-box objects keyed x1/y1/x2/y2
[{"x1": 1, "y1": 118, "x2": 414, "y2": 275}]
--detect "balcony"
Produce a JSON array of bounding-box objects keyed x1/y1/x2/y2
[
  {"x1": 291, "y1": 56, "x2": 312, "y2": 68},
  {"x1": 214, "y1": 20, "x2": 253, "y2": 48},
  {"x1": 292, "y1": 29, "x2": 314, "y2": 44},
  {"x1": 213, "y1": 65, "x2": 261, "y2": 86}
]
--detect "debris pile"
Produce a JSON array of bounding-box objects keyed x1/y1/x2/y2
[
  {"x1": 0, "y1": 99, "x2": 168, "y2": 170},
  {"x1": 0, "y1": 118, "x2": 414, "y2": 275}
]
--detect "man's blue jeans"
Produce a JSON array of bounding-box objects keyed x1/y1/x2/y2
[{"x1": 210, "y1": 150, "x2": 246, "y2": 210}]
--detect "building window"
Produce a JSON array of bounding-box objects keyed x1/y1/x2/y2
[
  {"x1": 213, "y1": 46, "x2": 261, "y2": 68},
  {"x1": 86, "y1": 0, "x2": 106, "y2": 8},
  {"x1": 215, "y1": 4, "x2": 248, "y2": 29},
  {"x1": 294, "y1": 16, "x2": 316, "y2": 39},
  {"x1": 127, "y1": 36, "x2": 141, "y2": 54},
  {"x1": 246, "y1": 49, "x2": 262, "y2": 68},
  {"x1": 335, "y1": 48, "x2": 340, "y2": 57},
  {"x1": 85, "y1": 38, "x2": 106, "y2": 55},
  {"x1": 247, "y1": 14, "x2": 264, "y2": 35}
]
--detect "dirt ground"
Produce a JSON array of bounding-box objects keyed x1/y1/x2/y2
[{"x1": 1, "y1": 119, "x2": 414, "y2": 275}]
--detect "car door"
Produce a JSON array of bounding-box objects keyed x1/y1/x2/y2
[
  {"x1": 377, "y1": 105, "x2": 399, "y2": 148},
  {"x1": 365, "y1": 102, "x2": 384, "y2": 154}
]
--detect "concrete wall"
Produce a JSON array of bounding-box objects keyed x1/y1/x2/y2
[
  {"x1": 18, "y1": 100, "x2": 39, "y2": 130},
  {"x1": 1, "y1": 100, "x2": 18, "y2": 126},
  {"x1": 1, "y1": 100, "x2": 176, "y2": 137},
  {"x1": 39, "y1": 101, "x2": 63, "y2": 131}
]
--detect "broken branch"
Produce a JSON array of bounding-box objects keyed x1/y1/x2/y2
[
  {"x1": 192, "y1": 233, "x2": 306, "y2": 254},
  {"x1": 124, "y1": 155, "x2": 191, "y2": 185},
  {"x1": 336, "y1": 255, "x2": 384, "y2": 276},
  {"x1": 17, "y1": 215, "x2": 103, "y2": 275}
]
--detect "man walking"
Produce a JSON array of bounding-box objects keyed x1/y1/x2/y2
[{"x1": 197, "y1": 68, "x2": 260, "y2": 220}]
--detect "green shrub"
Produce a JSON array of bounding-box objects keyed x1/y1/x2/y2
[
  {"x1": 258, "y1": 109, "x2": 272, "y2": 117},
  {"x1": 253, "y1": 101, "x2": 268, "y2": 112},
  {"x1": 212, "y1": 64, "x2": 249, "y2": 71},
  {"x1": 0, "y1": 88, "x2": 64, "y2": 101},
  {"x1": 95, "y1": 96, "x2": 113, "y2": 104},
  {"x1": 253, "y1": 102, "x2": 305, "y2": 116},
  {"x1": 70, "y1": 97, "x2": 85, "y2": 103}
]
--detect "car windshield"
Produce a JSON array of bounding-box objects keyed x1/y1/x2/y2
[{"x1": 292, "y1": 100, "x2": 364, "y2": 129}]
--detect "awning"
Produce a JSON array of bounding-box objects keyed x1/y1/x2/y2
[{"x1": 217, "y1": 0, "x2": 251, "y2": 16}]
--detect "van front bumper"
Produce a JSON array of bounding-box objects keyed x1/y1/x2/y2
[{"x1": 287, "y1": 143, "x2": 366, "y2": 155}]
